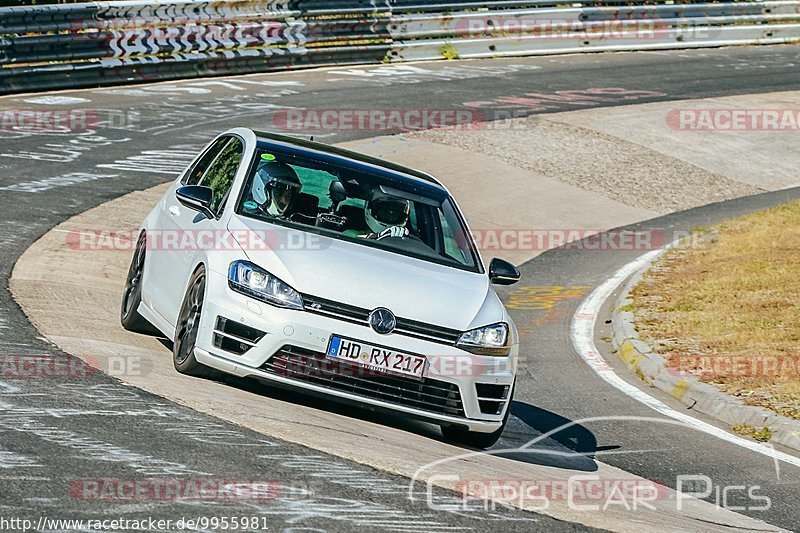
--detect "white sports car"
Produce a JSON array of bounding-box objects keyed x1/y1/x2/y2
[{"x1": 121, "y1": 128, "x2": 520, "y2": 448}]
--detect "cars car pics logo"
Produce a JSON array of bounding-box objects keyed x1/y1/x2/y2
[{"x1": 368, "y1": 308, "x2": 396, "y2": 334}]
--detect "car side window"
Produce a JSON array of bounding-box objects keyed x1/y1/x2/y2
[
  {"x1": 184, "y1": 137, "x2": 230, "y2": 185},
  {"x1": 201, "y1": 137, "x2": 244, "y2": 214}
]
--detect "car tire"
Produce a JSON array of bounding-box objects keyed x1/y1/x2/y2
[
  {"x1": 120, "y1": 233, "x2": 159, "y2": 335},
  {"x1": 173, "y1": 266, "x2": 210, "y2": 376},
  {"x1": 441, "y1": 382, "x2": 514, "y2": 449}
]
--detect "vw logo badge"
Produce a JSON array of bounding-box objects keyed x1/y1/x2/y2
[{"x1": 369, "y1": 307, "x2": 396, "y2": 334}]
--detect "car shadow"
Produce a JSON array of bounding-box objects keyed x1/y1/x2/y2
[
  {"x1": 489, "y1": 401, "x2": 609, "y2": 472},
  {"x1": 189, "y1": 363, "x2": 605, "y2": 472}
]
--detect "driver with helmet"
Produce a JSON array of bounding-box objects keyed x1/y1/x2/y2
[
  {"x1": 364, "y1": 195, "x2": 411, "y2": 240},
  {"x1": 248, "y1": 162, "x2": 412, "y2": 241},
  {"x1": 250, "y1": 162, "x2": 302, "y2": 219}
]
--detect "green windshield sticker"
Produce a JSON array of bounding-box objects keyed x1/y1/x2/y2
[
  {"x1": 243, "y1": 201, "x2": 258, "y2": 210},
  {"x1": 261, "y1": 153, "x2": 276, "y2": 161}
]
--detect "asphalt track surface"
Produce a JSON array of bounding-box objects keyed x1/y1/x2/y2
[{"x1": 1, "y1": 46, "x2": 800, "y2": 531}]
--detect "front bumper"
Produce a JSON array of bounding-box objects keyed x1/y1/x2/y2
[{"x1": 196, "y1": 269, "x2": 517, "y2": 433}]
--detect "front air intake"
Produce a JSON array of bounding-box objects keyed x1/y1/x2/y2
[
  {"x1": 475, "y1": 383, "x2": 511, "y2": 415},
  {"x1": 212, "y1": 316, "x2": 266, "y2": 355}
]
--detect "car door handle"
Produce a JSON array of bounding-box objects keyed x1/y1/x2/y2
[{"x1": 169, "y1": 205, "x2": 180, "y2": 216}]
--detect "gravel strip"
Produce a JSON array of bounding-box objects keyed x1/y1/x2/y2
[{"x1": 410, "y1": 115, "x2": 762, "y2": 214}]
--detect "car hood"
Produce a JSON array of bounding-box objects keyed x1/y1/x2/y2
[{"x1": 228, "y1": 215, "x2": 498, "y2": 330}]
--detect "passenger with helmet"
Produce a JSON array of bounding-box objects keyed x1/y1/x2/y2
[
  {"x1": 250, "y1": 162, "x2": 302, "y2": 219},
  {"x1": 364, "y1": 195, "x2": 411, "y2": 240}
]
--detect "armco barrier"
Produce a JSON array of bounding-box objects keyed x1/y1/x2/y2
[{"x1": 1, "y1": 0, "x2": 800, "y2": 94}]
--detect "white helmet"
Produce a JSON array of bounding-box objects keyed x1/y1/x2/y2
[
  {"x1": 365, "y1": 195, "x2": 410, "y2": 234},
  {"x1": 252, "y1": 162, "x2": 301, "y2": 217}
]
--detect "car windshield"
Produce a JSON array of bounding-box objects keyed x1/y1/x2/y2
[{"x1": 235, "y1": 146, "x2": 480, "y2": 272}]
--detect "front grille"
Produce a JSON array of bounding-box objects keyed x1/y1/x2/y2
[
  {"x1": 302, "y1": 294, "x2": 368, "y2": 324},
  {"x1": 260, "y1": 345, "x2": 465, "y2": 417},
  {"x1": 301, "y1": 294, "x2": 461, "y2": 345},
  {"x1": 395, "y1": 317, "x2": 461, "y2": 344}
]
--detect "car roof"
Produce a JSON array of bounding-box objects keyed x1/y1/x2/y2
[{"x1": 252, "y1": 130, "x2": 447, "y2": 192}]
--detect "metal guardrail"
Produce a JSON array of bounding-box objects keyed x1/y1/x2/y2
[{"x1": 1, "y1": 0, "x2": 799, "y2": 94}]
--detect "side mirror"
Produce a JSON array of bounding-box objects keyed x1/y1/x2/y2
[
  {"x1": 176, "y1": 185, "x2": 215, "y2": 219},
  {"x1": 489, "y1": 258, "x2": 520, "y2": 285},
  {"x1": 328, "y1": 181, "x2": 347, "y2": 210}
]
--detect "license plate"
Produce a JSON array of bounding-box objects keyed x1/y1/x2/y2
[{"x1": 326, "y1": 335, "x2": 426, "y2": 379}]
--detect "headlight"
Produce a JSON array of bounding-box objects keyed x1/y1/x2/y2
[
  {"x1": 228, "y1": 260, "x2": 303, "y2": 310},
  {"x1": 456, "y1": 323, "x2": 511, "y2": 356}
]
